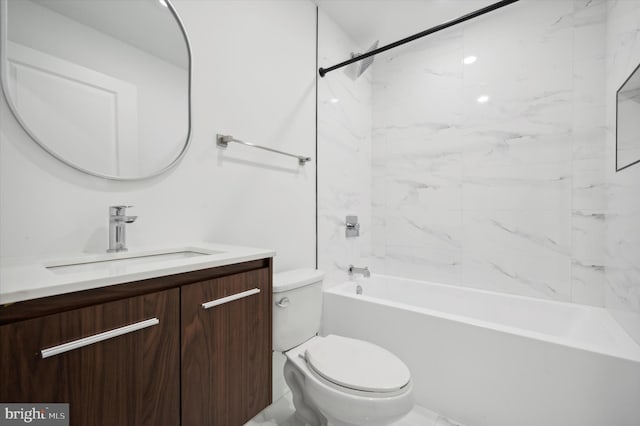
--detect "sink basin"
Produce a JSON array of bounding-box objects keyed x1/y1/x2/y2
[{"x1": 46, "y1": 249, "x2": 221, "y2": 275}]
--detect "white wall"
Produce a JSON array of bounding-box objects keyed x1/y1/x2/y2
[
  {"x1": 0, "y1": 0, "x2": 316, "y2": 275},
  {"x1": 604, "y1": 0, "x2": 640, "y2": 345},
  {"x1": 368, "y1": 0, "x2": 608, "y2": 305}
]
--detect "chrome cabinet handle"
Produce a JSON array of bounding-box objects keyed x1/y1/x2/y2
[
  {"x1": 276, "y1": 297, "x2": 290, "y2": 308},
  {"x1": 40, "y1": 317, "x2": 159, "y2": 359},
  {"x1": 202, "y1": 288, "x2": 261, "y2": 310}
]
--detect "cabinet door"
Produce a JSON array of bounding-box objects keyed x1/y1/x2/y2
[
  {"x1": 0, "y1": 288, "x2": 180, "y2": 426},
  {"x1": 181, "y1": 267, "x2": 272, "y2": 426}
]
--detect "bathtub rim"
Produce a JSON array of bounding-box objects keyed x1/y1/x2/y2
[{"x1": 324, "y1": 274, "x2": 640, "y2": 363}]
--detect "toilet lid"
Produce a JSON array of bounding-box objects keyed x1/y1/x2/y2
[{"x1": 304, "y1": 335, "x2": 411, "y2": 393}]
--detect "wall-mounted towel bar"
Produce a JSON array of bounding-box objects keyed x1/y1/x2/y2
[{"x1": 216, "y1": 134, "x2": 311, "y2": 166}]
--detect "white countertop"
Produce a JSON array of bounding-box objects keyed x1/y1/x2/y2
[{"x1": 0, "y1": 242, "x2": 275, "y2": 304}]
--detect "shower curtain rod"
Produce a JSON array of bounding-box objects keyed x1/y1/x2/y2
[{"x1": 318, "y1": 0, "x2": 520, "y2": 78}]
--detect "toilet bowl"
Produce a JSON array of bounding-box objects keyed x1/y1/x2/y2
[
  {"x1": 284, "y1": 334, "x2": 414, "y2": 426},
  {"x1": 273, "y1": 270, "x2": 414, "y2": 426}
]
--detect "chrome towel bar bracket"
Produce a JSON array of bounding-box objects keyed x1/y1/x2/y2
[{"x1": 216, "y1": 134, "x2": 311, "y2": 166}]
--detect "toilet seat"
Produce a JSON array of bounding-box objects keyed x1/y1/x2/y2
[
  {"x1": 285, "y1": 335, "x2": 415, "y2": 425},
  {"x1": 304, "y1": 335, "x2": 411, "y2": 394}
]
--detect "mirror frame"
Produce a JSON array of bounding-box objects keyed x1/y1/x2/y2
[
  {"x1": 616, "y1": 61, "x2": 640, "y2": 172},
  {"x1": 0, "y1": 0, "x2": 192, "y2": 181}
]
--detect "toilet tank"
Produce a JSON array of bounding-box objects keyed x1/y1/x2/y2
[{"x1": 273, "y1": 269, "x2": 325, "y2": 352}]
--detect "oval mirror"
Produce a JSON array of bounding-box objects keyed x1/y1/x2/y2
[{"x1": 0, "y1": 0, "x2": 191, "y2": 180}]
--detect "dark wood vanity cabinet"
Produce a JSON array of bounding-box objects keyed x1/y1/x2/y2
[
  {"x1": 0, "y1": 289, "x2": 180, "y2": 426},
  {"x1": 0, "y1": 259, "x2": 273, "y2": 426},
  {"x1": 181, "y1": 268, "x2": 272, "y2": 426}
]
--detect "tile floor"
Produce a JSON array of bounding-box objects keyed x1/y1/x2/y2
[{"x1": 245, "y1": 391, "x2": 465, "y2": 426}]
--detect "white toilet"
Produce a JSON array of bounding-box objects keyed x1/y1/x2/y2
[{"x1": 273, "y1": 269, "x2": 414, "y2": 426}]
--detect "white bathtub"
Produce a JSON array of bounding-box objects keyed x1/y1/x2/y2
[{"x1": 322, "y1": 275, "x2": 640, "y2": 426}]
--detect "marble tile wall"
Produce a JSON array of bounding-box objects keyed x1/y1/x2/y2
[
  {"x1": 317, "y1": 9, "x2": 373, "y2": 286},
  {"x1": 604, "y1": 0, "x2": 640, "y2": 344},
  {"x1": 369, "y1": 0, "x2": 608, "y2": 304}
]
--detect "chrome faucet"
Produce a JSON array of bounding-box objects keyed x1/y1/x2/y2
[
  {"x1": 107, "y1": 205, "x2": 137, "y2": 253},
  {"x1": 348, "y1": 264, "x2": 370, "y2": 278}
]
